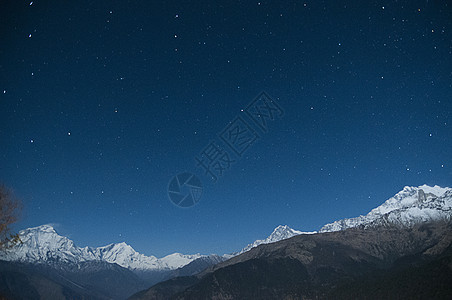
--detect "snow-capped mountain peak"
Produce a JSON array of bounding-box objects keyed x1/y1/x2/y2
[
  {"x1": 368, "y1": 185, "x2": 448, "y2": 216},
  {"x1": 238, "y1": 225, "x2": 315, "y2": 254},
  {"x1": 33, "y1": 224, "x2": 57, "y2": 233},
  {"x1": 267, "y1": 225, "x2": 303, "y2": 242},
  {"x1": 319, "y1": 184, "x2": 452, "y2": 232},
  {"x1": 3, "y1": 225, "x2": 85, "y2": 264}
]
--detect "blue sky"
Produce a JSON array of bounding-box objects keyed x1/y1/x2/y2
[{"x1": 1, "y1": 0, "x2": 451, "y2": 257}]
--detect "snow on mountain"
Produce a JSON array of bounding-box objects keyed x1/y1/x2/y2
[
  {"x1": 159, "y1": 253, "x2": 204, "y2": 270},
  {"x1": 320, "y1": 184, "x2": 452, "y2": 232},
  {"x1": 90, "y1": 242, "x2": 162, "y2": 270},
  {"x1": 0, "y1": 225, "x2": 97, "y2": 264},
  {"x1": 238, "y1": 184, "x2": 451, "y2": 255},
  {"x1": 238, "y1": 225, "x2": 315, "y2": 254},
  {"x1": 0, "y1": 225, "x2": 201, "y2": 271}
]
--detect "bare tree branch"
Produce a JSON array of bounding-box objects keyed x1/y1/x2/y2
[{"x1": 0, "y1": 184, "x2": 22, "y2": 249}]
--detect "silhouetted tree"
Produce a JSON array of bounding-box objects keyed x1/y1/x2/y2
[{"x1": 0, "y1": 184, "x2": 22, "y2": 249}]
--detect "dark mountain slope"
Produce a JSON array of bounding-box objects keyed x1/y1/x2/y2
[
  {"x1": 131, "y1": 221, "x2": 452, "y2": 299},
  {"x1": 0, "y1": 260, "x2": 98, "y2": 300},
  {"x1": 330, "y1": 241, "x2": 452, "y2": 299},
  {"x1": 0, "y1": 260, "x2": 147, "y2": 300}
]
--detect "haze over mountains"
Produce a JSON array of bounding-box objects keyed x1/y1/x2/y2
[{"x1": 1, "y1": 184, "x2": 451, "y2": 299}]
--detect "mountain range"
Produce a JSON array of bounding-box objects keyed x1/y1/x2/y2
[
  {"x1": 0, "y1": 224, "x2": 203, "y2": 271},
  {"x1": 1, "y1": 184, "x2": 451, "y2": 299},
  {"x1": 130, "y1": 184, "x2": 452, "y2": 299}
]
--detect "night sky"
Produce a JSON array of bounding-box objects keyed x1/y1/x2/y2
[{"x1": 1, "y1": 0, "x2": 451, "y2": 257}]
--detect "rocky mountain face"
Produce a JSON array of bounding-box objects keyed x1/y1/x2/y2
[{"x1": 132, "y1": 221, "x2": 452, "y2": 299}]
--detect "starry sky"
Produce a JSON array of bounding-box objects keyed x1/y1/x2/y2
[{"x1": 1, "y1": 0, "x2": 451, "y2": 257}]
